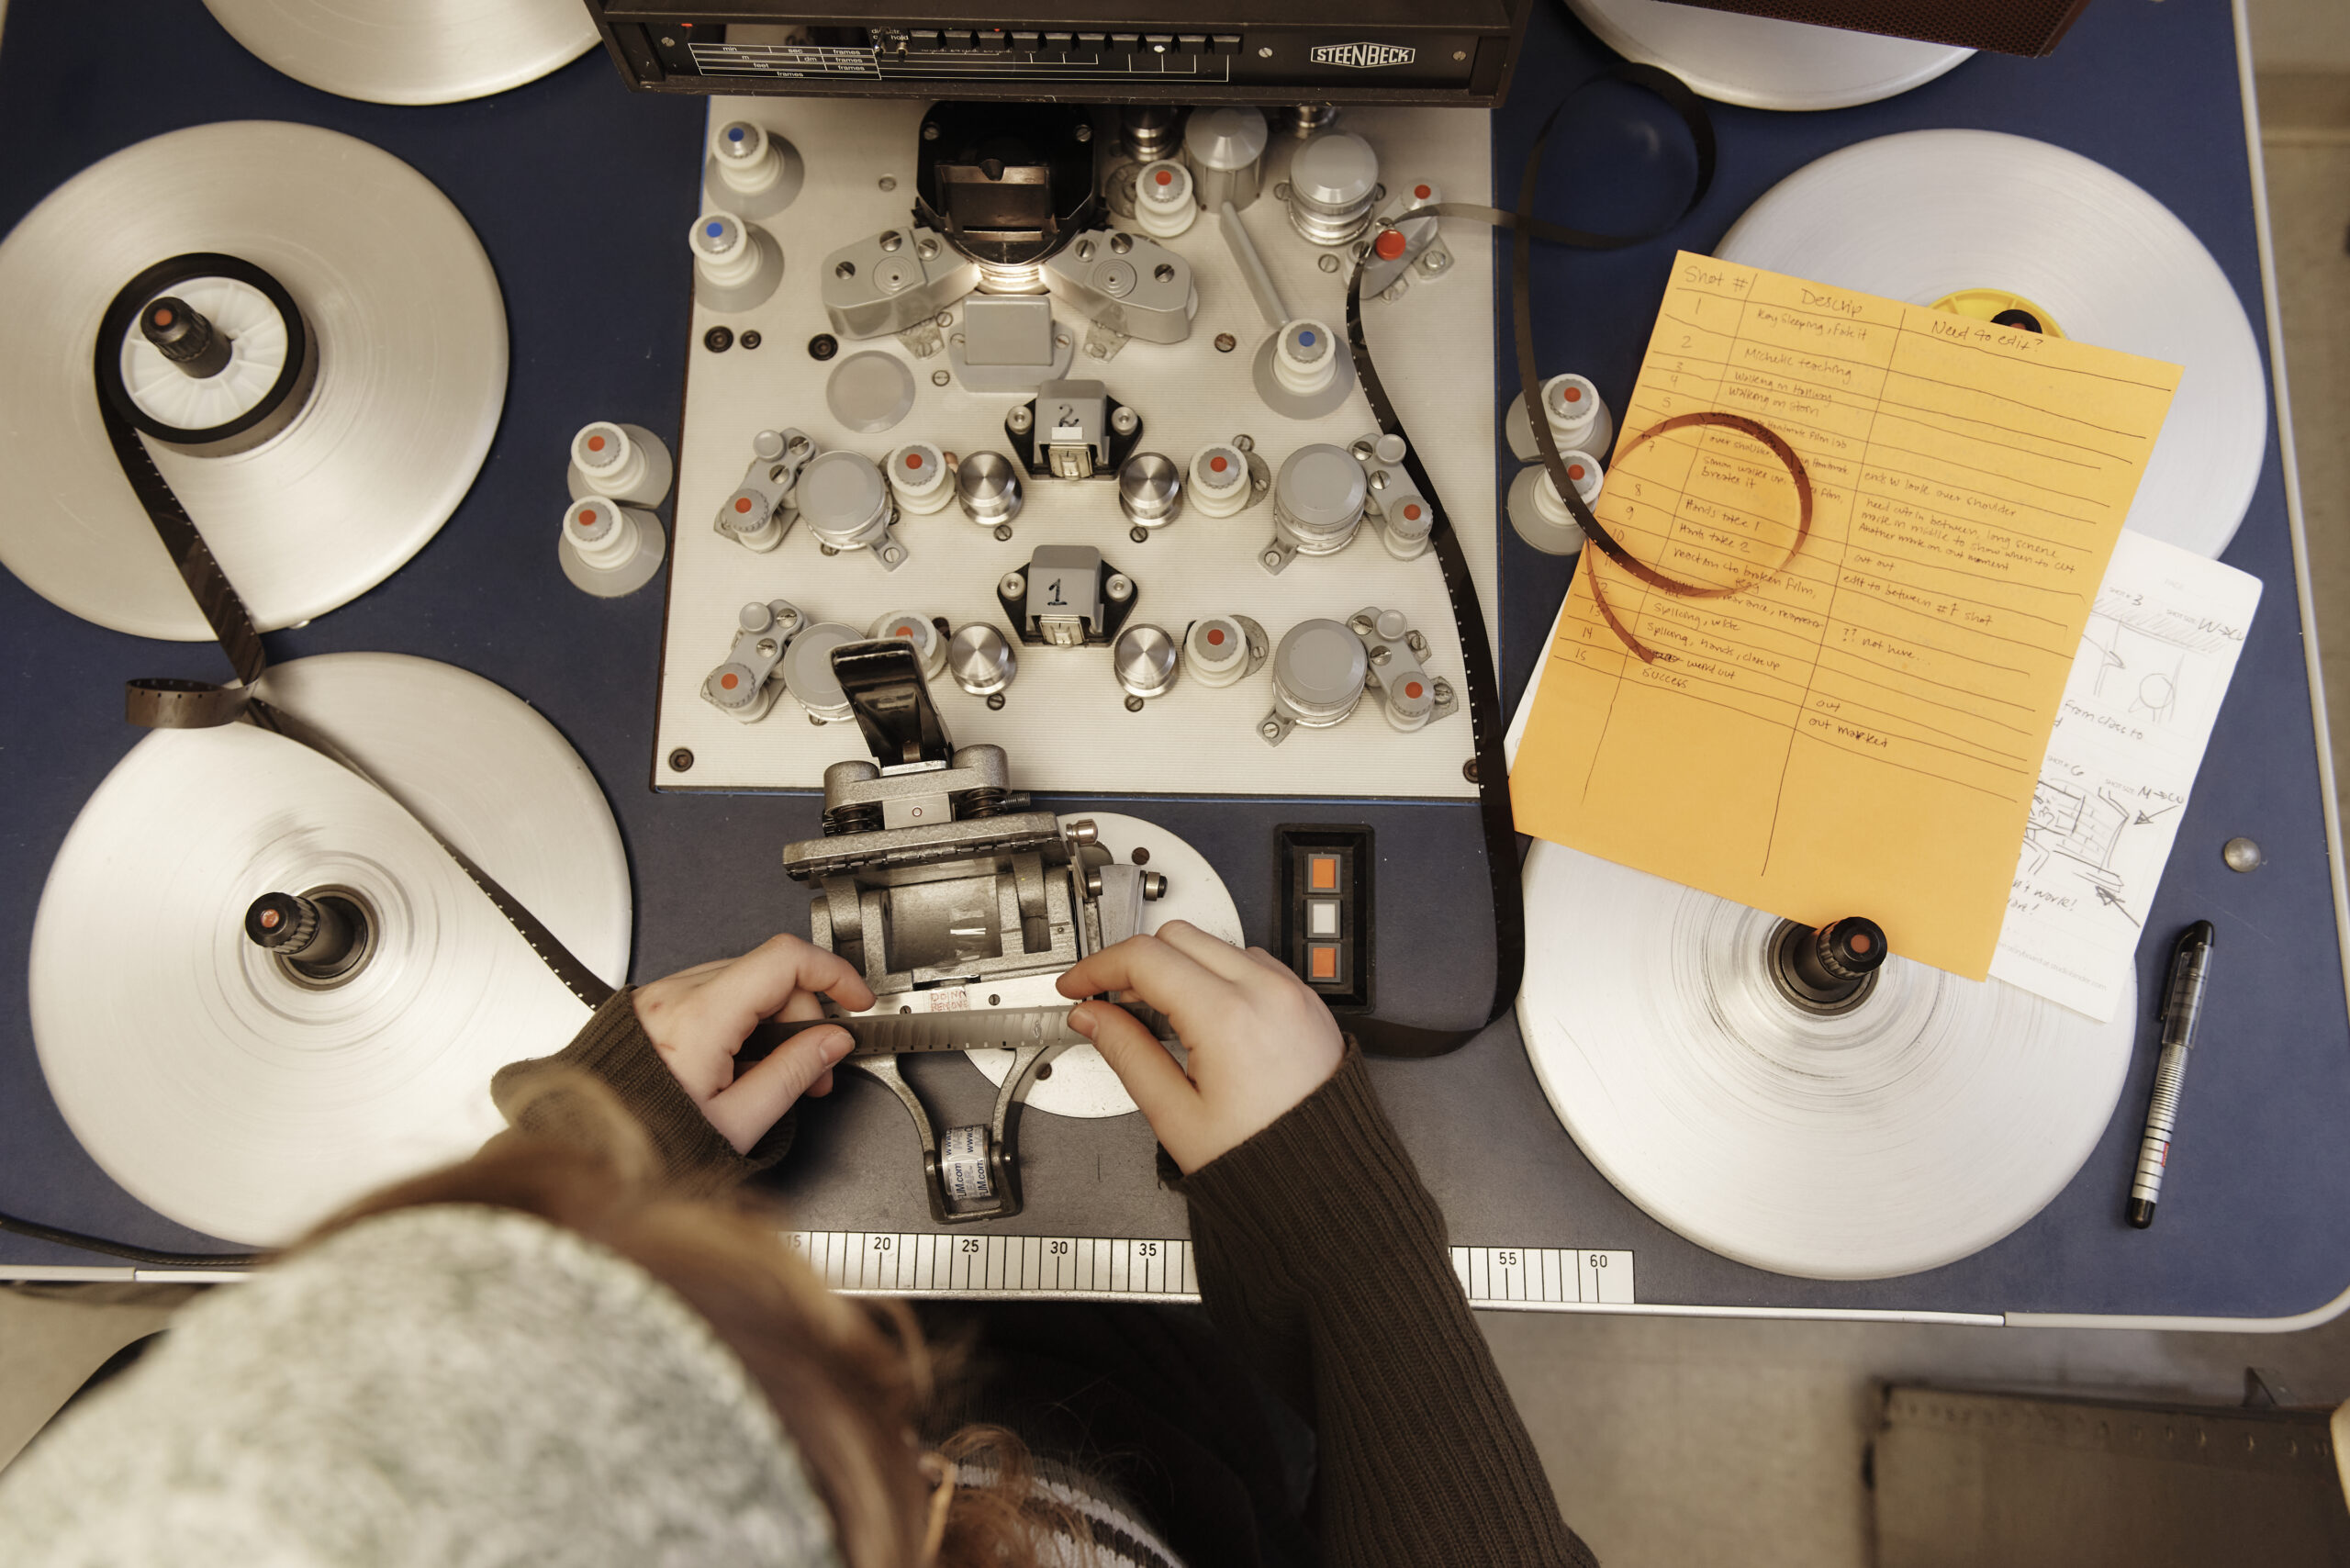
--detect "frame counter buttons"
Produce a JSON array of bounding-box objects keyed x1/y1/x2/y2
[{"x1": 1278, "y1": 826, "x2": 1372, "y2": 1011}]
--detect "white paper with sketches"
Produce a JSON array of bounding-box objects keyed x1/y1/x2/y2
[{"x1": 1987, "y1": 529, "x2": 2262, "y2": 1021}]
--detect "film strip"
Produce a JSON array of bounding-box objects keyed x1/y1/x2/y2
[
  {"x1": 1339, "y1": 62, "x2": 1718, "y2": 1057},
  {"x1": 95, "y1": 253, "x2": 613, "y2": 1015}
]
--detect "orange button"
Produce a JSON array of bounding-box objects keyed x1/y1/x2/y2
[
  {"x1": 1308, "y1": 855, "x2": 1338, "y2": 891},
  {"x1": 1308, "y1": 944, "x2": 1338, "y2": 980}
]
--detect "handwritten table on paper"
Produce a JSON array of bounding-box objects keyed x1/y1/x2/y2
[{"x1": 1509, "y1": 253, "x2": 2181, "y2": 978}]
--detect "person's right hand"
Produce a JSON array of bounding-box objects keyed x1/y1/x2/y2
[{"x1": 1057, "y1": 921, "x2": 1344, "y2": 1173}]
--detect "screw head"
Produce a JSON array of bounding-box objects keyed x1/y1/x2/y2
[
  {"x1": 878, "y1": 174, "x2": 898, "y2": 191},
  {"x1": 1131, "y1": 846, "x2": 1151, "y2": 865},
  {"x1": 923, "y1": 122, "x2": 941, "y2": 140},
  {"x1": 819, "y1": 543, "x2": 840, "y2": 556},
  {"x1": 1125, "y1": 694, "x2": 1145, "y2": 712},
  {"x1": 1111, "y1": 407, "x2": 1138, "y2": 433},
  {"x1": 808, "y1": 333, "x2": 838, "y2": 361},
  {"x1": 669, "y1": 748, "x2": 695, "y2": 772},
  {"x1": 2223, "y1": 836, "x2": 2264, "y2": 872},
  {"x1": 1106, "y1": 573, "x2": 1134, "y2": 601},
  {"x1": 704, "y1": 326, "x2": 734, "y2": 353},
  {"x1": 934, "y1": 369, "x2": 951, "y2": 386},
  {"x1": 1462, "y1": 757, "x2": 1480, "y2": 784},
  {"x1": 1008, "y1": 406, "x2": 1033, "y2": 431},
  {"x1": 1075, "y1": 123, "x2": 1093, "y2": 141},
  {"x1": 1234, "y1": 433, "x2": 1255, "y2": 452},
  {"x1": 740, "y1": 330, "x2": 762, "y2": 350},
  {"x1": 1260, "y1": 720, "x2": 1281, "y2": 737},
  {"x1": 1318, "y1": 253, "x2": 1340, "y2": 274},
  {"x1": 1214, "y1": 332, "x2": 1237, "y2": 353},
  {"x1": 1130, "y1": 524, "x2": 1148, "y2": 543},
  {"x1": 987, "y1": 692, "x2": 1007, "y2": 711},
  {"x1": 992, "y1": 522, "x2": 1014, "y2": 541}
]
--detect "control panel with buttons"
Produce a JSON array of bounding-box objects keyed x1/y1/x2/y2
[
  {"x1": 609, "y1": 13, "x2": 1518, "y2": 104},
  {"x1": 1277, "y1": 825, "x2": 1373, "y2": 1012}
]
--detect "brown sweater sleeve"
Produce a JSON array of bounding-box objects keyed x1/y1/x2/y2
[
  {"x1": 488, "y1": 987, "x2": 794, "y2": 1195},
  {"x1": 1175, "y1": 1047, "x2": 1593, "y2": 1568}
]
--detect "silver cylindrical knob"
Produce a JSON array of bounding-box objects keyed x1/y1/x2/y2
[
  {"x1": 957, "y1": 450, "x2": 1024, "y2": 527},
  {"x1": 780, "y1": 622, "x2": 862, "y2": 722},
  {"x1": 1121, "y1": 105, "x2": 1183, "y2": 162},
  {"x1": 946, "y1": 622, "x2": 1018, "y2": 697},
  {"x1": 1272, "y1": 443, "x2": 1368, "y2": 556},
  {"x1": 1272, "y1": 618, "x2": 1368, "y2": 728},
  {"x1": 1183, "y1": 106, "x2": 1268, "y2": 211},
  {"x1": 795, "y1": 451, "x2": 894, "y2": 552},
  {"x1": 1287, "y1": 131, "x2": 1378, "y2": 246},
  {"x1": 1184, "y1": 615, "x2": 1256, "y2": 689},
  {"x1": 1112, "y1": 623, "x2": 1181, "y2": 700},
  {"x1": 1117, "y1": 453, "x2": 1183, "y2": 528},
  {"x1": 868, "y1": 610, "x2": 947, "y2": 681}
]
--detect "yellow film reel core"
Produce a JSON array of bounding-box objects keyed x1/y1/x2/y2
[{"x1": 1930, "y1": 286, "x2": 2065, "y2": 339}]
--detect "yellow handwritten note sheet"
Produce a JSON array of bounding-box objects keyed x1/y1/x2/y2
[{"x1": 1510, "y1": 253, "x2": 2182, "y2": 978}]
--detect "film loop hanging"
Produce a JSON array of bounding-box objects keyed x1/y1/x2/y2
[
  {"x1": 1576, "y1": 410, "x2": 1817, "y2": 664},
  {"x1": 1338, "y1": 61, "x2": 1718, "y2": 1057},
  {"x1": 90, "y1": 259, "x2": 612, "y2": 1014}
]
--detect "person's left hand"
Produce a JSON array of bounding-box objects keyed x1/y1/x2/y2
[{"x1": 632, "y1": 935, "x2": 876, "y2": 1153}]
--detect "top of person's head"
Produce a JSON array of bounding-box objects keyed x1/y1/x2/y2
[{"x1": 0, "y1": 1201, "x2": 847, "y2": 1567}]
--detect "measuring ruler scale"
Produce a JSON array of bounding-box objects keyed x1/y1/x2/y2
[{"x1": 790, "y1": 1230, "x2": 1636, "y2": 1307}]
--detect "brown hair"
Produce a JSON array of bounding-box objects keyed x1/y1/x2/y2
[{"x1": 297, "y1": 1079, "x2": 1090, "y2": 1568}]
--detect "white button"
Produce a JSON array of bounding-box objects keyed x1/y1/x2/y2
[{"x1": 1307, "y1": 899, "x2": 1340, "y2": 937}]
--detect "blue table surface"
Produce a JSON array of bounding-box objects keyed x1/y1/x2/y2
[{"x1": 2, "y1": 0, "x2": 2342, "y2": 1321}]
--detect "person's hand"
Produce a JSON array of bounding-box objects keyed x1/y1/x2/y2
[
  {"x1": 632, "y1": 935, "x2": 876, "y2": 1154},
  {"x1": 1057, "y1": 920, "x2": 1344, "y2": 1173}
]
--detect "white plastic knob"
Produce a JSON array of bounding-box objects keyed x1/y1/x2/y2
[
  {"x1": 1190, "y1": 444, "x2": 1251, "y2": 518},
  {"x1": 868, "y1": 610, "x2": 947, "y2": 681},
  {"x1": 1541, "y1": 373, "x2": 1615, "y2": 458},
  {"x1": 1535, "y1": 451, "x2": 1605, "y2": 542},
  {"x1": 1136, "y1": 160, "x2": 1196, "y2": 238},
  {"x1": 887, "y1": 442, "x2": 955, "y2": 513},
  {"x1": 1184, "y1": 616, "x2": 1254, "y2": 688},
  {"x1": 1272, "y1": 319, "x2": 1340, "y2": 398},
  {"x1": 691, "y1": 212, "x2": 763, "y2": 287},
  {"x1": 713, "y1": 121, "x2": 786, "y2": 196},
  {"x1": 564, "y1": 497, "x2": 640, "y2": 571}
]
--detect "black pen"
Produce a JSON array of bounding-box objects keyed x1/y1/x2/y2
[{"x1": 2127, "y1": 920, "x2": 2216, "y2": 1229}]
